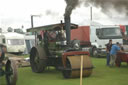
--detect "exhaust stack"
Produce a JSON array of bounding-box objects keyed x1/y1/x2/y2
[{"x1": 64, "y1": 16, "x2": 71, "y2": 46}]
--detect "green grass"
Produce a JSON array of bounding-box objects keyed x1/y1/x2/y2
[
  {"x1": 22, "y1": 54, "x2": 29, "y2": 58},
  {"x1": 1, "y1": 58, "x2": 128, "y2": 85}
]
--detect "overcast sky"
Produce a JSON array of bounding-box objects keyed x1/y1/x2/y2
[{"x1": 0, "y1": 0, "x2": 128, "y2": 31}]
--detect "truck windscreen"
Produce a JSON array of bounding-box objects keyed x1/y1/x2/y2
[{"x1": 97, "y1": 27, "x2": 122, "y2": 39}]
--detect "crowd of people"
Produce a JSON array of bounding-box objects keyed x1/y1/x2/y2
[{"x1": 106, "y1": 39, "x2": 123, "y2": 67}]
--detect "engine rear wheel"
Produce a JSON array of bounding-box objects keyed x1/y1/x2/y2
[
  {"x1": 5, "y1": 60, "x2": 17, "y2": 85},
  {"x1": 30, "y1": 48, "x2": 46, "y2": 73}
]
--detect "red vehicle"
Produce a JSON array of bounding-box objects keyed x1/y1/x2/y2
[
  {"x1": 116, "y1": 52, "x2": 128, "y2": 67},
  {"x1": 71, "y1": 26, "x2": 91, "y2": 47}
]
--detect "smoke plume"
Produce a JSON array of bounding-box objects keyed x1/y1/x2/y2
[
  {"x1": 64, "y1": 0, "x2": 80, "y2": 17},
  {"x1": 45, "y1": 10, "x2": 59, "y2": 16},
  {"x1": 64, "y1": 0, "x2": 128, "y2": 16},
  {"x1": 85, "y1": 0, "x2": 128, "y2": 15}
]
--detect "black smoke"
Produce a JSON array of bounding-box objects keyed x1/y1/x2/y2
[
  {"x1": 84, "y1": 0, "x2": 128, "y2": 15},
  {"x1": 64, "y1": 0, "x2": 80, "y2": 17},
  {"x1": 64, "y1": 0, "x2": 128, "y2": 16}
]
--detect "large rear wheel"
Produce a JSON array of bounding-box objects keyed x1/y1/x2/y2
[{"x1": 30, "y1": 48, "x2": 46, "y2": 73}]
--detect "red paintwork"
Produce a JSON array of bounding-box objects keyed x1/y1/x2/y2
[
  {"x1": 71, "y1": 26, "x2": 90, "y2": 41},
  {"x1": 71, "y1": 26, "x2": 91, "y2": 46},
  {"x1": 116, "y1": 52, "x2": 128, "y2": 67},
  {"x1": 117, "y1": 52, "x2": 128, "y2": 62}
]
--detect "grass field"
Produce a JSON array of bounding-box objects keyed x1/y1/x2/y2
[{"x1": 1, "y1": 58, "x2": 128, "y2": 85}]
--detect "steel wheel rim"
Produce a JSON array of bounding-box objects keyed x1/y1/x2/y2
[
  {"x1": 30, "y1": 48, "x2": 42, "y2": 72},
  {"x1": 5, "y1": 60, "x2": 17, "y2": 85}
]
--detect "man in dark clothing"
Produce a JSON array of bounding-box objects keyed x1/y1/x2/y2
[{"x1": 106, "y1": 39, "x2": 113, "y2": 66}]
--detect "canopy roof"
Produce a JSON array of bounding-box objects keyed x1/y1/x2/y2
[{"x1": 27, "y1": 23, "x2": 78, "y2": 32}]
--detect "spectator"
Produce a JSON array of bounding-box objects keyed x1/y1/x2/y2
[
  {"x1": 106, "y1": 39, "x2": 113, "y2": 66},
  {"x1": 110, "y1": 42, "x2": 121, "y2": 67}
]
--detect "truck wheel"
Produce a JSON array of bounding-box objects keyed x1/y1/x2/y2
[
  {"x1": 30, "y1": 47, "x2": 46, "y2": 73},
  {"x1": 92, "y1": 47, "x2": 98, "y2": 57}
]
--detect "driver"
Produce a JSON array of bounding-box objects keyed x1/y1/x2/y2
[{"x1": 56, "y1": 27, "x2": 66, "y2": 45}]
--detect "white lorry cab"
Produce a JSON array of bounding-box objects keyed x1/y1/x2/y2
[
  {"x1": 0, "y1": 32, "x2": 26, "y2": 54},
  {"x1": 90, "y1": 25, "x2": 123, "y2": 57}
]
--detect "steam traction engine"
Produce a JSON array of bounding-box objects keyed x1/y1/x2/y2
[{"x1": 27, "y1": 22, "x2": 93, "y2": 78}]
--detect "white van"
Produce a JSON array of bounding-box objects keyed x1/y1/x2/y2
[{"x1": 0, "y1": 32, "x2": 26, "y2": 54}]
